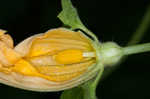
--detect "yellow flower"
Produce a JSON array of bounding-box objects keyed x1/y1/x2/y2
[{"x1": 0, "y1": 28, "x2": 97, "y2": 91}]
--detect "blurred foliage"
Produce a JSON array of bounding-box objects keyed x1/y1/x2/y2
[{"x1": 0, "y1": 0, "x2": 150, "y2": 99}]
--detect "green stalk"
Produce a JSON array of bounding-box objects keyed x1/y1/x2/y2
[
  {"x1": 127, "y1": 5, "x2": 150, "y2": 45},
  {"x1": 123, "y1": 43, "x2": 150, "y2": 55}
]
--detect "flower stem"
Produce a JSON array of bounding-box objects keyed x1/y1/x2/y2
[
  {"x1": 127, "y1": 5, "x2": 150, "y2": 45},
  {"x1": 123, "y1": 43, "x2": 150, "y2": 55}
]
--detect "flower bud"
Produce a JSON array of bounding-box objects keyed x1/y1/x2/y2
[
  {"x1": 0, "y1": 28, "x2": 99, "y2": 91},
  {"x1": 0, "y1": 28, "x2": 124, "y2": 92}
]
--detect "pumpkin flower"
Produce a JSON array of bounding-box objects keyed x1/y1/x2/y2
[
  {"x1": 0, "y1": 28, "x2": 100, "y2": 91},
  {"x1": 0, "y1": 0, "x2": 124, "y2": 92}
]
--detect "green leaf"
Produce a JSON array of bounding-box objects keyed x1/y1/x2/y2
[
  {"x1": 57, "y1": 0, "x2": 99, "y2": 41},
  {"x1": 60, "y1": 87, "x2": 84, "y2": 99},
  {"x1": 58, "y1": 0, "x2": 84, "y2": 29}
]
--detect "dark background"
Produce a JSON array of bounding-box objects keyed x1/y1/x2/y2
[{"x1": 0, "y1": 0, "x2": 150, "y2": 99}]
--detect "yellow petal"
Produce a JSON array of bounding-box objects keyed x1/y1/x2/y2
[
  {"x1": 12, "y1": 59, "x2": 85, "y2": 82},
  {"x1": 27, "y1": 28, "x2": 93, "y2": 57},
  {"x1": 0, "y1": 41, "x2": 21, "y2": 66},
  {"x1": 35, "y1": 59, "x2": 95, "y2": 76},
  {"x1": 0, "y1": 34, "x2": 14, "y2": 48},
  {"x1": 0, "y1": 29, "x2": 6, "y2": 36}
]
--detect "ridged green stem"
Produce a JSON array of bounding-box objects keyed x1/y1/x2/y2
[{"x1": 123, "y1": 43, "x2": 150, "y2": 55}]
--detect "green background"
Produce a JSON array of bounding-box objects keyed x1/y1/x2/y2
[{"x1": 0, "y1": 0, "x2": 150, "y2": 99}]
